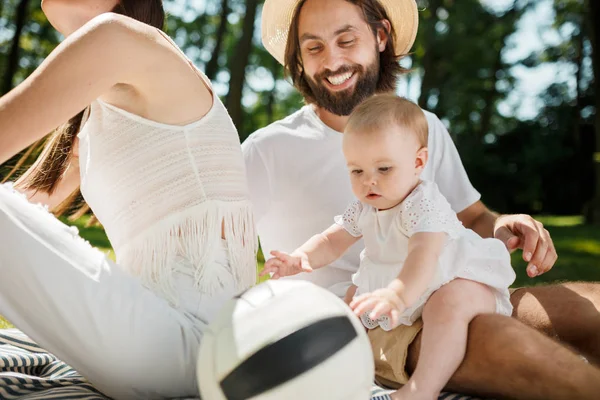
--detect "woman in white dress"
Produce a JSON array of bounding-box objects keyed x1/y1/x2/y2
[
  {"x1": 263, "y1": 94, "x2": 516, "y2": 400},
  {"x1": 0, "y1": 1, "x2": 257, "y2": 398}
]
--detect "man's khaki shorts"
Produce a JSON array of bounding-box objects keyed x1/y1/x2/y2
[{"x1": 368, "y1": 287, "x2": 521, "y2": 388}]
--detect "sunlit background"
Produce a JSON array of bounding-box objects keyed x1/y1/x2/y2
[{"x1": 0, "y1": 0, "x2": 598, "y2": 329}]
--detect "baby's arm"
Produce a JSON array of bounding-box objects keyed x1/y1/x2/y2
[
  {"x1": 351, "y1": 232, "x2": 447, "y2": 325},
  {"x1": 261, "y1": 223, "x2": 361, "y2": 279},
  {"x1": 390, "y1": 231, "x2": 447, "y2": 308}
]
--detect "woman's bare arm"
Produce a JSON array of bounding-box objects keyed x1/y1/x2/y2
[{"x1": 0, "y1": 13, "x2": 183, "y2": 164}]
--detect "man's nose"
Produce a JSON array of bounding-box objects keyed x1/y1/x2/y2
[{"x1": 322, "y1": 46, "x2": 346, "y2": 74}]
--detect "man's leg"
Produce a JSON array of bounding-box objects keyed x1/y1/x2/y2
[
  {"x1": 406, "y1": 314, "x2": 600, "y2": 400},
  {"x1": 511, "y1": 282, "x2": 600, "y2": 365}
]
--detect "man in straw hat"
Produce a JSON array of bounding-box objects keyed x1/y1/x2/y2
[{"x1": 243, "y1": 0, "x2": 600, "y2": 398}]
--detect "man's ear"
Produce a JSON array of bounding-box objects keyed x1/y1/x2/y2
[
  {"x1": 376, "y1": 19, "x2": 391, "y2": 52},
  {"x1": 415, "y1": 146, "x2": 428, "y2": 173}
]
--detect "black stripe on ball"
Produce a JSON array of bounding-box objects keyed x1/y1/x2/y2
[{"x1": 220, "y1": 316, "x2": 357, "y2": 400}]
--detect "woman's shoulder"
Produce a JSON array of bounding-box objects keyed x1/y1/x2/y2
[
  {"x1": 80, "y1": 13, "x2": 168, "y2": 55},
  {"x1": 86, "y1": 12, "x2": 161, "y2": 36},
  {"x1": 80, "y1": 13, "x2": 212, "y2": 122}
]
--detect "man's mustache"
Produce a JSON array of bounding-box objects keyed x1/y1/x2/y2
[{"x1": 315, "y1": 65, "x2": 362, "y2": 82}]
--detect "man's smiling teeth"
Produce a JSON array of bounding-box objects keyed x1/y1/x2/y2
[{"x1": 327, "y1": 72, "x2": 353, "y2": 86}]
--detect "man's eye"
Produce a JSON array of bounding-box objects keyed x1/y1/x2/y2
[
  {"x1": 352, "y1": 169, "x2": 363, "y2": 175},
  {"x1": 340, "y1": 40, "x2": 354, "y2": 46},
  {"x1": 379, "y1": 167, "x2": 391, "y2": 172}
]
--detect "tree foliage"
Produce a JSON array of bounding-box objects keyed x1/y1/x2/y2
[{"x1": 0, "y1": 0, "x2": 596, "y2": 219}]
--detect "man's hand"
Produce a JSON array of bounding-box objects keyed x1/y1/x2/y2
[
  {"x1": 349, "y1": 288, "x2": 406, "y2": 328},
  {"x1": 259, "y1": 250, "x2": 313, "y2": 279},
  {"x1": 494, "y1": 214, "x2": 558, "y2": 277}
]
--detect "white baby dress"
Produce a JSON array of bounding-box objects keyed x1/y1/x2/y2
[{"x1": 336, "y1": 180, "x2": 516, "y2": 331}]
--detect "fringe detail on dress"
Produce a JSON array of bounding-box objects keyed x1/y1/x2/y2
[{"x1": 115, "y1": 200, "x2": 257, "y2": 305}]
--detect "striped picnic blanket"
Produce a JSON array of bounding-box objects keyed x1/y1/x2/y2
[{"x1": 0, "y1": 329, "x2": 483, "y2": 399}]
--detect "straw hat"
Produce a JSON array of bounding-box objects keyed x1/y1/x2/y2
[{"x1": 261, "y1": 0, "x2": 419, "y2": 66}]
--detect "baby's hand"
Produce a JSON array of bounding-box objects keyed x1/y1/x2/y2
[
  {"x1": 349, "y1": 288, "x2": 406, "y2": 328},
  {"x1": 259, "y1": 250, "x2": 313, "y2": 279}
]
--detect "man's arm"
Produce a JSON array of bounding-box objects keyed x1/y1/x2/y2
[
  {"x1": 426, "y1": 112, "x2": 557, "y2": 277},
  {"x1": 457, "y1": 200, "x2": 497, "y2": 239},
  {"x1": 458, "y1": 200, "x2": 557, "y2": 278}
]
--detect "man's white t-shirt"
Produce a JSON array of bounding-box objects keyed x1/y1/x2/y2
[{"x1": 242, "y1": 104, "x2": 481, "y2": 297}]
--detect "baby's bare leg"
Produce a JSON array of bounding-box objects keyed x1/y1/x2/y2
[{"x1": 391, "y1": 279, "x2": 496, "y2": 400}]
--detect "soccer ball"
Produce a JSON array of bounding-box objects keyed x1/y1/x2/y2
[{"x1": 197, "y1": 280, "x2": 374, "y2": 400}]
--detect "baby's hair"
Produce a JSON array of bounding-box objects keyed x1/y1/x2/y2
[{"x1": 346, "y1": 94, "x2": 429, "y2": 147}]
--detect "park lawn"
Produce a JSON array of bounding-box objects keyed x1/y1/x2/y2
[
  {"x1": 1, "y1": 216, "x2": 598, "y2": 329},
  {"x1": 510, "y1": 216, "x2": 600, "y2": 287}
]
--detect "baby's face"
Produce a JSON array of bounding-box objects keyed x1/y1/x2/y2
[{"x1": 343, "y1": 127, "x2": 425, "y2": 210}]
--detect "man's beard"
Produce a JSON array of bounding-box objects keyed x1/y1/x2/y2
[{"x1": 305, "y1": 59, "x2": 380, "y2": 116}]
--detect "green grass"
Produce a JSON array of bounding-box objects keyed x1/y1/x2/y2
[
  {"x1": 510, "y1": 216, "x2": 600, "y2": 287},
  {"x1": 2, "y1": 215, "x2": 599, "y2": 329},
  {"x1": 62, "y1": 216, "x2": 114, "y2": 258}
]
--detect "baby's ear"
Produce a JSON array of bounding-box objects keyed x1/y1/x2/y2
[{"x1": 415, "y1": 146, "x2": 428, "y2": 172}]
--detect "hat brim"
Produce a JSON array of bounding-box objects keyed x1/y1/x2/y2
[{"x1": 261, "y1": 0, "x2": 419, "y2": 66}]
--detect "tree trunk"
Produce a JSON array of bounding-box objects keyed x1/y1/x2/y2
[
  {"x1": 417, "y1": 0, "x2": 442, "y2": 109},
  {"x1": 0, "y1": 0, "x2": 5, "y2": 24},
  {"x1": 584, "y1": 0, "x2": 600, "y2": 224},
  {"x1": 205, "y1": 0, "x2": 230, "y2": 81},
  {"x1": 226, "y1": 0, "x2": 260, "y2": 134},
  {"x1": 479, "y1": 3, "x2": 519, "y2": 142},
  {"x1": 266, "y1": 56, "x2": 280, "y2": 124},
  {"x1": 573, "y1": 24, "x2": 584, "y2": 150},
  {"x1": 478, "y1": 50, "x2": 503, "y2": 142},
  {"x1": 2, "y1": 0, "x2": 30, "y2": 95}
]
